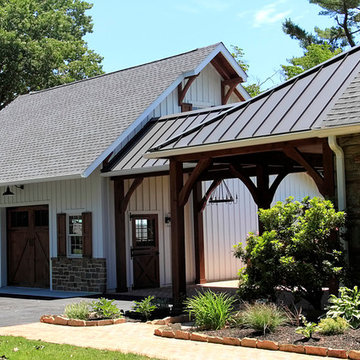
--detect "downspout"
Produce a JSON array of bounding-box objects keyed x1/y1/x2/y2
[{"x1": 328, "y1": 136, "x2": 348, "y2": 262}]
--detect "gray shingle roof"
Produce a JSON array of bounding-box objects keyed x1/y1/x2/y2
[
  {"x1": 0, "y1": 43, "x2": 223, "y2": 185},
  {"x1": 148, "y1": 45, "x2": 360, "y2": 157}
]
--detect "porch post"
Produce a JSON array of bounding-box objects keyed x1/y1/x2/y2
[
  {"x1": 169, "y1": 159, "x2": 186, "y2": 306},
  {"x1": 114, "y1": 178, "x2": 127, "y2": 292},
  {"x1": 193, "y1": 181, "x2": 206, "y2": 284},
  {"x1": 256, "y1": 164, "x2": 271, "y2": 233}
]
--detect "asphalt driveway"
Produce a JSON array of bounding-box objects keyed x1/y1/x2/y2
[{"x1": 0, "y1": 296, "x2": 135, "y2": 327}]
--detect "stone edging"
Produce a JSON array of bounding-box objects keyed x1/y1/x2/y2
[
  {"x1": 154, "y1": 328, "x2": 359, "y2": 359},
  {"x1": 40, "y1": 315, "x2": 126, "y2": 327}
]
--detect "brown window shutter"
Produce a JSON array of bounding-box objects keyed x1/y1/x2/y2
[
  {"x1": 82, "y1": 212, "x2": 92, "y2": 258},
  {"x1": 57, "y1": 213, "x2": 66, "y2": 257},
  {"x1": 181, "y1": 103, "x2": 192, "y2": 112}
]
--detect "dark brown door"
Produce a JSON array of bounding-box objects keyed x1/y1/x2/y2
[
  {"x1": 7, "y1": 205, "x2": 50, "y2": 288},
  {"x1": 131, "y1": 214, "x2": 159, "y2": 289}
]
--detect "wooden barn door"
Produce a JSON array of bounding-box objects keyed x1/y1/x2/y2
[
  {"x1": 7, "y1": 205, "x2": 50, "y2": 288},
  {"x1": 131, "y1": 214, "x2": 159, "y2": 289}
]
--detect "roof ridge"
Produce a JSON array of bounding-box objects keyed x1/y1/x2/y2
[{"x1": 29, "y1": 43, "x2": 221, "y2": 96}]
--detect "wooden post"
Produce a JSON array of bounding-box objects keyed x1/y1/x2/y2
[
  {"x1": 193, "y1": 181, "x2": 206, "y2": 284},
  {"x1": 322, "y1": 139, "x2": 335, "y2": 198},
  {"x1": 114, "y1": 178, "x2": 127, "y2": 292},
  {"x1": 256, "y1": 164, "x2": 271, "y2": 233},
  {"x1": 169, "y1": 159, "x2": 186, "y2": 307}
]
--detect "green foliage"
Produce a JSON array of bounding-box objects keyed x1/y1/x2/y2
[
  {"x1": 282, "y1": 43, "x2": 342, "y2": 79},
  {"x1": 91, "y1": 298, "x2": 121, "y2": 319},
  {"x1": 184, "y1": 290, "x2": 236, "y2": 330},
  {"x1": 317, "y1": 317, "x2": 349, "y2": 335},
  {"x1": 295, "y1": 316, "x2": 318, "y2": 339},
  {"x1": 241, "y1": 303, "x2": 287, "y2": 335},
  {"x1": 0, "y1": 0, "x2": 104, "y2": 109},
  {"x1": 64, "y1": 301, "x2": 90, "y2": 320},
  {"x1": 132, "y1": 296, "x2": 157, "y2": 320},
  {"x1": 234, "y1": 197, "x2": 345, "y2": 309},
  {"x1": 326, "y1": 286, "x2": 360, "y2": 328}
]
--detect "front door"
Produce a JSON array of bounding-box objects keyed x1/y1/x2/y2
[
  {"x1": 7, "y1": 205, "x2": 50, "y2": 288},
  {"x1": 131, "y1": 214, "x2": 159, "y2": 289}
]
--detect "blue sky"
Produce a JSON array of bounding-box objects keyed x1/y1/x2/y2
[{"x1": 85, "y1": 0, "x2": 336, "y2": 89}]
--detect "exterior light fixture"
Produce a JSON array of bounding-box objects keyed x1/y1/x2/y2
[{"x1": 3, "y1": 186, "x2": 14, "y2": 196}]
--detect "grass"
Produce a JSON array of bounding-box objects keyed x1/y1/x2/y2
[{"x1": 0, "y1": 336, "x2": 158, "y2": 360}]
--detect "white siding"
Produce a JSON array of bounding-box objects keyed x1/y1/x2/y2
[
  {"x1": 202, "y1": 173, "x2": 322, "y2": 282},
  {"x1": 0, "y1": 169, "x2": 113, "y2": 289}
]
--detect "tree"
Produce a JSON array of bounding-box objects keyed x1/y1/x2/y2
[
  {"x1": 233, "y1": 197, "x2": 346, "y2": 310},
  {"x1": 0, "y1": 0, "x2": 104, "y2": 109},
  {"x1": 282, "y1": 43, "x2": 342, "y2": 79}
]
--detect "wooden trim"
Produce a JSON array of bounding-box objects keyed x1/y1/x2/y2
[
  {"x1": 82, "y1": 212, "x2": 92, "y2": 258},
  {"x1": 199, "y1": 179, "x2": 222, "y2": 212},
  {"x1": 179, "y1": 158, "x2": 212, "y2": 207},
  {"x1": 122, "y1": 177, "x2": 143, "y2": 213},
  {"x1": 222, "y1": 78, "x2": 242, "y2": 105},
  {"x1": 169, "y1": 159, "x2": 186, "y2": 306},
  {"x1": 178, "y1": 76, "x2": 198, "y2": 106},
  {"x1": 193, "y1": 181, "x2": 206, "y2": 284},
  {"x1": 322, "y1": 139, "x2": 335, "y2": 197},
  {"x1": 181, "y1": 103, "x2": 193, "y2": 112},
  {"x1": 57, "y1": 213, "x2": 66, "y2": 257}
]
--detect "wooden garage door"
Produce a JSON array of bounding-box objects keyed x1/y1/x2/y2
[{"x1": 7, "y1": 205, "x2": 50, "y2": 288}]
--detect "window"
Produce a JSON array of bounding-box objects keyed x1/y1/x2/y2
[
  {"x1": 134, "y1": 217, "x2": 156, "y2": 247},
  {"x1": 68, "y1": 215, "x2": 83, "y2": 256}
]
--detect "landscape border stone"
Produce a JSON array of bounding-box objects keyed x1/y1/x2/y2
[
  {"x1": 40, "y1": 315, "x2": 126, "y2": 326},
  {"x1": 154, "y1": 327, "x2": 354, "y2": 358}
]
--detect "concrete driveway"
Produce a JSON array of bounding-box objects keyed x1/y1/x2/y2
[{"x1": 0, "y1": 295, "x2": 135, "y2": 327}]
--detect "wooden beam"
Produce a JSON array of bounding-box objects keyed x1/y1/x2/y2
[
  {"x1": 178, "y1": 75, "x2": 198, "y2": 106},
  {"x1": 199, "y1": 179, "x2": 222, "y2": 212},
  {"x1": 179, "y1": 158, "x2": 212, "y2": 207},
  {"x1": 269, "y1": 169, "x2": 290, "y2": 197},
  {"x1": 222, "y1": 78, "x2": 242, "y2": 105},
  {"x1": 193, "y1": 181, "x2": 206, "y2": 284},
  {"x1": 169, "y1": 159, "x2": 186, "y2": 307},
  {"x1": 121, "y1": 177, "x2": 143, "y2": 213},
  {"x1": 114, "y1": 179, "x2": 127, "y2": 292}
]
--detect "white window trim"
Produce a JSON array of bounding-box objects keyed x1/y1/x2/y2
[{"x1": 66, "y1": 211, "x2": 84, "y2": 258}]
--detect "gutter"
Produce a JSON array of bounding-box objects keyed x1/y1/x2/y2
[{"x1": 328, "y1": 135, "x2": 348, "y2": 261}]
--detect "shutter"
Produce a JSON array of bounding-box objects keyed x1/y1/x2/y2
[
  {"x1": 181, "y1": 103, "x2": 192, "y2": 112},
  {"x1": 57, "y1": 213, "x2": 66, "y2": 257},
  {"x1": 82, "y1": 212, "x2": 92, "y2": 257}
]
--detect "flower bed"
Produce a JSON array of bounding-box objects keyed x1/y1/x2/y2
[
  {"x1": 154, "y1": 325, "x2": 359, "y2": 359},
  {"x1": 40, "y1": 314, "x2": 126, "y2": 326}
]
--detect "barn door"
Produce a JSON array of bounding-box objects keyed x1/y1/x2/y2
[
  {"x1": 7, "y1": 205, "x2": 50, "y2": 288},
  {"x1": 131, "y1": 214, "x2": 159, "y2": 289}
]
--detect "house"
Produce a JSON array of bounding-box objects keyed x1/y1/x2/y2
[{"x1": 0, "y1": 43, "x2": 319, "y2": 296}]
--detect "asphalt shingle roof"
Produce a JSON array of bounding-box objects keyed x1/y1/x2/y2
[{"x1": 0, "y1": 43, "x2": 219, "y2": 185}]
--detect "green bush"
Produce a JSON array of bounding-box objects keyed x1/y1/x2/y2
[
  {"x1": 241, "y1": 303, "x2": 287, "y2": 335},
  {"x1": 317, "y1": 317, "x2": 349, "y2": 335},
  {"x1": 64, "y1": 301, "x2": 90, "y2": 320},
  {"x1": 132, "y1": 296, "x2": 157, "y2": 320},
  {"x1": 326, "y1": 286, "x2": 360, "y2": 328},
  {"x1": 295, "y1": 316, "x2": 317, "y2": 339},
  {"x1": 234, "y1": 197, "x2": 345, "y2": 309},
  {"x1": 91, "y1": 298, "x2": 121, "y2": 319},
  {"x1": 184, "y1": 290, "x2": 235, "y2": 330}
]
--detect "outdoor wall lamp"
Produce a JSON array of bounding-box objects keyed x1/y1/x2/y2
[{"x1": 2, "y1": 185, "x2": 24, "y2": 196}]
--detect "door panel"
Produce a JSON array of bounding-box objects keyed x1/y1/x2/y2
[
  {"x1": 7, "y1": 205, "x2": 50, "y2": 288},
  {"x1": 131, "y1": 214, "x2": 159, "y2": 289}
]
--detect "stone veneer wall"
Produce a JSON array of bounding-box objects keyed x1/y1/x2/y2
[
  {"x1": 52, "y1": 257, "x2": 107, "y2": 292},
  {"x1": 339, "y1": 134, "x2": 360, "y2": 278}
]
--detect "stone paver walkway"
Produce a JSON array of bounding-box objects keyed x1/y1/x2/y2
[{"x1": 0, "y1": 322, "x2": 337, "y2": 360}]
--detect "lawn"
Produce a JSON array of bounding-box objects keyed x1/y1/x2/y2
[{"x1": 0, "y1": 336, "x2": 158, "y2": 360}]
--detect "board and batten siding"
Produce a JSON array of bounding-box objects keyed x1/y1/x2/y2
[
  {"x1": 0, "y1": 169, "x2": 112, "y2": 289},
  {"x1": 203, "y1": 173, "x2": 322, "y2": 282}
]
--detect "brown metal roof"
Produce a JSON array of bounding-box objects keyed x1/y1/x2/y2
[{"x1": 148, "y1": 45, "x2": 360, "y2": 155}]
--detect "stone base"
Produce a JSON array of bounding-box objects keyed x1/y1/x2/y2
[{"x1": 51, "y1": 257, "x2": 106, "y2": 293}]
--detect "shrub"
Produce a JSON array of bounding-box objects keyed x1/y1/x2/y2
[
  {"x1": 91, "y1": 298, "x2": 121, "y2": 319},
  {"x1": 241, "y1": 303, "x2": 287, "y2": 335},
  {"x1": 295, "y1": 316, "x2": 317, "y2": 339},
  {"x1": 64, "y1": 301, "x2": 90, "y2": 320},
  {"x1": 326, "y1": 286, "x2": 360, "y2": 328},
  {"x1": 317, "y1": 317, "x2": 349, "y2": 335},
  {"x1": 184, "y1": 290, "x2": 235, "y2": 330},
  {"x1": 234, "y1": 197, "x2": 345, "y2": 309},
  {"x1": 132, "y1": 295, "x2": 157, "y2": 320}
]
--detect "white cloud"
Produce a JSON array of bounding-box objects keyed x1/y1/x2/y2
[{"x1": 253, "y1": 1, "x2": 291, "y2": 28}]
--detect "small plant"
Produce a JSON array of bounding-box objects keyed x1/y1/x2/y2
[
  {"x1": 241, "y1": 302, "x2": 287, "y2": 335},
  {"x1": 91, "y1": 298, "x2": 121, "y2": 319},
  {"x1": 317, "y1": 317, "x2": 349, "y2": 335},
  {"x1": 228, "y1": 311, "x2": 245, "y2": 328},
  {"x1": 184, "y1": 290, "x2": 235, "y2": 330},
  {"x1": 282, "y1": 304, "x2": 303, "y2": 327},
  {"x1": 64, "y1": 301, "x2": 90, "y2": 320},
  {"x1": 132, "y1": 295, "x2": 157, "y2": 320},
  {"x1": 326, "y1": 286, "x2": 360, "y2": 328},
  {"x1": 295, "y1": 316, "x2": 318, "y2": 339}
]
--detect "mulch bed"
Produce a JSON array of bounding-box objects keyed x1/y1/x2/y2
[{"x1": 200, "y1": 326, "x2": 360, "y2": 350}]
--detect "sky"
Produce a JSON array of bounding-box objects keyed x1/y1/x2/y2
[{"x1": 85, "y1": 0, "x2": 336, "y2": 90}]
